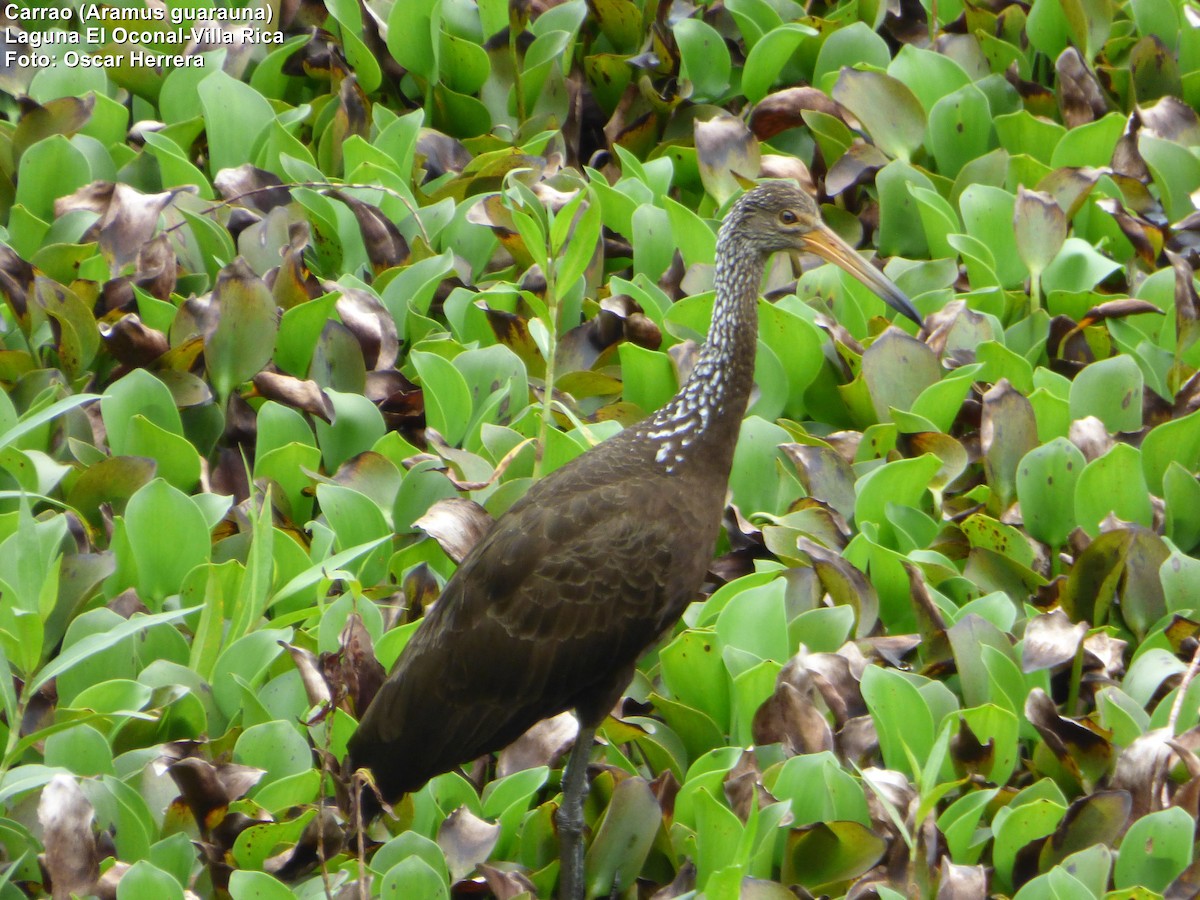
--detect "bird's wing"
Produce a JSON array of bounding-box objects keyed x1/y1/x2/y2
[{"x1": 350, "y1": 473, "x2": 711, "y2": 795}]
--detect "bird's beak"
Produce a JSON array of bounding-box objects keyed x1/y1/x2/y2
[{"x1": 801, "y1": 224, "x2": 924, "y2": 328}]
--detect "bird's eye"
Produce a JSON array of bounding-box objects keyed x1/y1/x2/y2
[{"x1": 779, "y1": 209, "x2": 798, "y2": 224}]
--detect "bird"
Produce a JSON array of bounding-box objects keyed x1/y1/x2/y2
[{"x1": 347, "y1": 181, "x2": 924, "y2": 898}]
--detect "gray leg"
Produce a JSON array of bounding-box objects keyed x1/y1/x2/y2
[{"x1": 557, "y1": 722, "x2": 596, "y2": 900}]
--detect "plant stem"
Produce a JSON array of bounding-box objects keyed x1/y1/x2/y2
[
  {"x1": 1066, "y1": 636, "x2": 1086, "y2": 717},
  {"x1": 534, "y1": 266, "x2": 559, "y2": 481}
]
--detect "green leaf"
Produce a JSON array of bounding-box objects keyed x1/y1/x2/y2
[
  {"x1": 928, "y1": 84, "x2": 992, "y2": 178},
  {"x1": 1017, "y1": 438, "x2": 1085, "y2": 547},
  {"x1": 742, "y1": 23, "x2": 815, "y2": 104},
  {"x1": 1113, "y1": 806, "x2": 1194, "y2": 892},
  {"x1": 832, "y1": 69, "x2": 926, "y2": 162},
  {"x1": 1069, "y1": 355, "x2": 1143, "y2": 434},
  {"x1": 123, "y1": 479, "x2": 211, "y2": 604},
  {"x1": 675, "y1": 18, "x2": 732, "y2": 102},
  {"x1": 861, "y1": 666, "x2": 935, "y2": 777},
  {"x1": 585, "y1": 776, "x2": 660, "y2": 897},
  {"x1": 205, "y1": 258, "x2": 278, "y2": 401},
  {"x1": 196, "y1": 70, "x2": 274, "y2": 176},
  {"x1": 782, "y1": 820, "x2": 888, "y2": 892},
  {"x1": 1074, "y1": 444, "x2": 1154, "y2": 537}
]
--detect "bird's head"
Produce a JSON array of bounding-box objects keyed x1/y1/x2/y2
[{"x1": 723, "y1": 181, "x2": 924, "y2": 328}]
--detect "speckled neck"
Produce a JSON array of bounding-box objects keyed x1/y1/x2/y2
[{"x1": 642, "y1": 216, "x2": 766, "y2": 473}]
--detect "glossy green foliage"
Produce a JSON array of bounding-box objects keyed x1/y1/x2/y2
[{"x1": 2, "y1": 0, "x2": 1200, "y2": 897}]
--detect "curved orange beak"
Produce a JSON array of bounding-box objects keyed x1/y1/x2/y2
[{"x1": 802, "y1": 224, "x2": 924, "y2": 329}]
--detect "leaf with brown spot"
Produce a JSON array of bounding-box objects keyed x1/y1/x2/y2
[
  {"x1": 1014, "y1": 186, "x2": 1067, "y2": 279},
  {"x1": 271, "y1": 222, "x2": 320, "y2": 310},
  {"x1": 981, "y1": 379, "x2": 1038, "y2": 511},
  {"x1": 1038, "y1": 790, "x2": 1131, "y2": 872},
  {"x1": 1037, "y1": 166, "x2": 1100, "y2": 221},
  {"x1": 486, "y1": 306, "x2": 545, "y2": 375},
  {"x1": 205, "y1": 259, "x2": 278, "y2": 401},
  {"x1": 1168, "y1": 250, "x2": 1200, "y2": 362}
]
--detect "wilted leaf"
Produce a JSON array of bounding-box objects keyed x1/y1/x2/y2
[
  {"x1": 695, "y1": 115, "x2": 761, "y2": 206},
  {"x1": 413, "y1": 497, "x2": 494, "y2": 564}
]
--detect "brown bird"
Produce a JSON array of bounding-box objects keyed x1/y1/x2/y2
[{"x1": 348, "y1": 181, "x2": 923, "y2": 898}]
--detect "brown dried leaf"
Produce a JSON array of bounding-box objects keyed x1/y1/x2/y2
[
  {"x1": 477, "y1": 863, "x2": 538, "y2": 900},
  {"x1": 1080, "y1": 298, "x2": 1165, "y2": 323},
  {"x1": 1022, "y1": 609, "x2": 1088, "y2": 673},
  {"x1": 694, "y1": 114, "x2": 761, "y2": 205},
  {"x1": 414, "y1": 498, "x2": 495, "y2": 564},
  {"x1": 135, "y1": 233, "x2": 178, "y2": 301},
  {"x1": 330, "y1": 190, "x2": 410, "y2": 272},
  {"x1": 753, "y1": 678, "x2": 834, "y2": 757},
  {"x1": 724, "y1": 750, "x2": 777, "y2": 823},
  {"x1": 167, "y1": 756, "x2": 265, "y2": 836},
  {"x1": 1140, "y1": 95, "x2": 1200, "y2": 144},
  {"x1": 328, "y1": 283, "x2": 399, "y2": 370},
  {"x1": 213, "y1": 164, "x2": 291, "y2": 213},
  {"x1": 803, "y1": 652, "x2": 866, "y2": 726},
  {"x1": 1068, "y1": 416, "x2": 1113, "y2": 462},
  {"x1": 283, "y1": 641, "x2": 333, "y2": 707},
  {"x1": 1112, "y1": 110, "x2": 1152, "y2": 182},
  {"x1": 99, "y1": 314, "x2": 169, "y2": 368},
  {"x1": 56, "y1": 182, "x2": 186, "y2": 271},
  {"x1": 252, "y1": 371, "x2": 335, "y2": 422},
  {"x1": 937, "y1": 856, "x2": 988, "y2": 899},
  {"x1": 1055, "y1": 47, "x2": 1108, "y2": 128},
  {"x1": 796, "y1": 537, "x2": 879, "y2": 637},
  {"x1": 1111, "y1": 729, "x2": 1173, "y2": 818},
  {"x1": 759, "y1": 154, "x2": 816, "y2": 194},
  {"x1": 825, "y1": 140, "x2": 889, "y2": 197},
  {"x1": 38, "y1": 774, "x2": 100, "y2": 900},
  {"x1": 497, "y1": 711, "x2": 578, "y2": 778},
  {"x1": 1025, "y1": 688, "x2": 1114, "y2": 784},
  {"x1": 981, "y1": 379, "x2": 1038, "y2": 511},
  {"x1": 437, "y1": 806, "x2": 501, "y2": 881},
  {"x1": 749, "y1": 87, "x2": 843, "y2": 140}
]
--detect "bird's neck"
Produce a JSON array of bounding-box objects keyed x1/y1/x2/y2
[{"x1": 643, "y1": 234, "x2": 764, "y2": 474}]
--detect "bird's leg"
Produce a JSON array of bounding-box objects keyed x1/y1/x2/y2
[{"x1": 557, "y1": 722, "x2": 596, "y2": 900}]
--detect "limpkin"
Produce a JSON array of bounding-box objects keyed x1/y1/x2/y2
[{"x1": 348, "y1": 181, "x2": 923, "y2": 898}]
